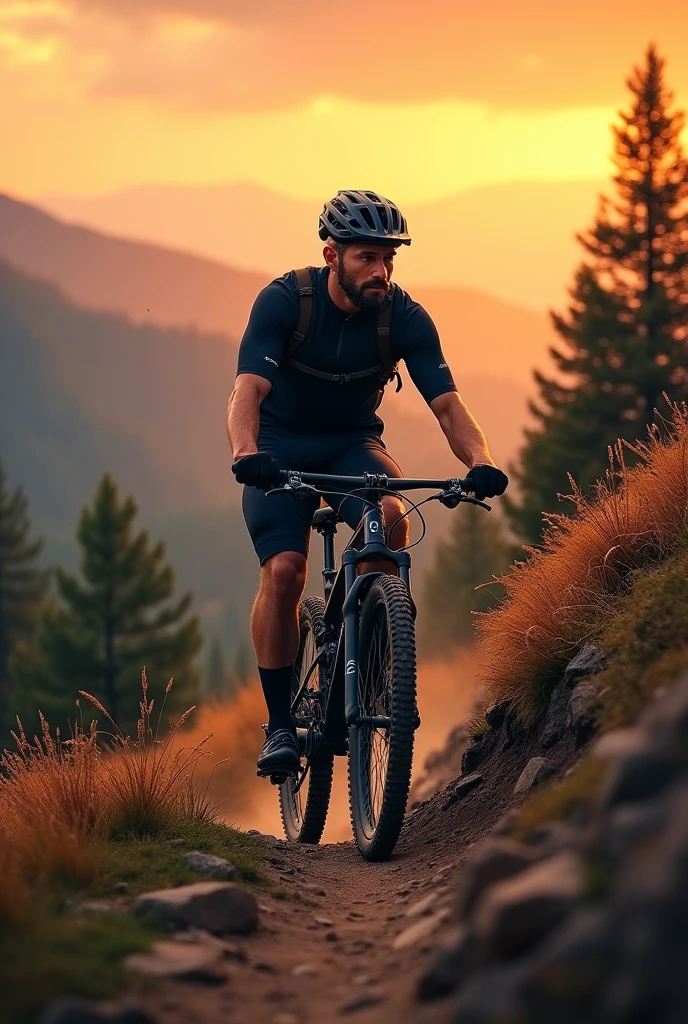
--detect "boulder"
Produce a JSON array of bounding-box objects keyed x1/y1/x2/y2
[
  {"x1": 473, "y1": 852, "x2": 583, "y2": 958},
  {"x1": 514, "y1": 757, "x2": 556, "y2": 795},
  {"x1": 602, "y1": 750, "x2": 674, "y2": 808},
  {"x1": 484, "y1": 700, "x2": 511, "y2": 731},
  {"x1": 416, "y1": 926, "x2": 477, "y2": 1001},
  {"x1": 457, "y1": 838, "x2": 537, "y2": 917},
  {"x1": 132, "y1": 882, "x2": 258, "y2": 935},
  {"x1": 540, "y1": 678, "x2": 570, "y2": 749},
  {"x1": 568, "y1": 682, "x2": 601, "y2": 746},
  {"x1": 125, "y1": 940, "x2": 225, "y2": 983},
  {"x1": 461, "y1": 739, "x2": 488, "y2": 776},
  {"x1": 562, "y1": 643, "x2": 602, "y2": 687},
  {"x1": 593, "y1": 726, "x2": 650, "y2": 762},
  {"x1": 184, "y1": 851, "x2": 239, "y2": 881},
  {"x1": 451, "y1": 963, "x2": 525, "y2": 1023},
  {"x1": 454, "y1": 772, "x2": 484, "y2": 799}
]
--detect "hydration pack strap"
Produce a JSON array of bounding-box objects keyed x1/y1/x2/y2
[
  {"x1": 287, "y1": 358, "x2": 382, "y2": 385},
  {"x1": 286, "y1": 267, "x2": 315, "y2": 359}
]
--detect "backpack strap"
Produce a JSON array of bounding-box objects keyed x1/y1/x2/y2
[
  {"x1": 285, "y1": 267, "x2": 315, "y2": 359},
  {"x1": 376, "y1": 300, "x2": 403, "y2": 392}
]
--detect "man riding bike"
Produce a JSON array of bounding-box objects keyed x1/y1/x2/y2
[{"x1": 226, "y1": 190, "x2": 508, "y2": 778}]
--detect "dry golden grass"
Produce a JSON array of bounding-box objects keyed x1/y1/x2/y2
[
  {"x1": 477, "y1": 401, "x2": 688, "y2": 721},
  {"x1": 0, "y1": 671, "x2": 216, "y2": 925}
]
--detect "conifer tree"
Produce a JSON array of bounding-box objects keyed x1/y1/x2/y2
[
  {"x1": 0, "y1": 463, "x2": 48, "y2": 726},
  {"x1": 10, "y1": 474, "x2": 201, "y2": 734},
  {"x1": 419, "y1": 508, "x2": 511, "y2": 654},
  {"x1": 507, "y1": 45, "x2": 688, "y2": 543}
]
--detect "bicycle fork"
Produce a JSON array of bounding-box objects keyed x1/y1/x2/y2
[{"x1": 340, "y1": 506, "x2": 411, "y2": 727}]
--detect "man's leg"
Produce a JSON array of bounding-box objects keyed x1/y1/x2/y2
[
  {"x1": 241, "y1": 478, "x2": 316, "y2": 773},
  {"x1": 250, "y1": 551, "x2": 307, "y2": 735}
]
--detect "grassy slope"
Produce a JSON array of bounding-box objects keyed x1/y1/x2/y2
[
  {"x1": 1, "y1": 818, "x2": 267, "y2": 1024},
  {"x1": 517, "y1": 543, "x2": 688, "y2": 834}
]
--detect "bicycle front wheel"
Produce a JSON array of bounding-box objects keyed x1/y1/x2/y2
[{"x1": 348, "y1": 574, "x2": 417, "y2": 861}]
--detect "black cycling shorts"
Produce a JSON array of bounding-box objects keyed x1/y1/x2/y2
[{"x1": 242, "y1": 426, "x2": 403, "y2": 565}]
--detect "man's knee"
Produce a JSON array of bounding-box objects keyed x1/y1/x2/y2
[
  {"x1": 260, "y1": 552, "x2": 307, "y2": 605},
  {"x1": 382, "y1": 497, "x2": 409, "y2": 548}
]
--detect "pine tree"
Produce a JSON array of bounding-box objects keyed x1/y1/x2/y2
[
  {"x1": 507, "y1": 45, "x2": 688, "y2": 543},
  {"x1": 419, "y1": 508, "x2": 511, "y2": 655},
  {"x1": 0, "y1": 462, "x2": 48, "y2": 726},
  {"x1": 10, "y1": 474, "x2": 202, "y2": 734}
]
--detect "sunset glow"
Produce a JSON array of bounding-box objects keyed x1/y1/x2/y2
[{"x1": 2, "y1": 0, "x2": 688, "y2": 205}]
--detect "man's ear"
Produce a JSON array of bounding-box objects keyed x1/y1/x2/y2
[{"x1": 323, "y1": 244, "x2": 338, "y2": 270}]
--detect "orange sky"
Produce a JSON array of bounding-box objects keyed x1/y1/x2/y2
[{"x1": 2, "y1": 1, "x2": 688, "y2": 204}]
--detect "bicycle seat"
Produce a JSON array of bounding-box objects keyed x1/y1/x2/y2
[{"x1": 311, "y1": 506, "x2": 340, "y2": 530}]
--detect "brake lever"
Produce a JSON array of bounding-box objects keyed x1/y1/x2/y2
[
  {"x1": 435, "y1": 490, "x2": 492, "y2": 511},
  {"x1": 265, "y1": 483, "x2": 320, "y2": 500}
]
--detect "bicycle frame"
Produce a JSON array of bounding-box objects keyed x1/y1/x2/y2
[{"x1": 271, "y1": 469, "x2": 486, "y2": 758}]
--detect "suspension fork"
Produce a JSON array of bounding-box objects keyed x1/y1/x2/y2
[{"x1": 341, "y1": 504, "x2": 411, "y2": 725}]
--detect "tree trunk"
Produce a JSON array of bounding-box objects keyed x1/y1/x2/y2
[{"x1": 103, "y1": 614, "x2": 118, "y2": 725}]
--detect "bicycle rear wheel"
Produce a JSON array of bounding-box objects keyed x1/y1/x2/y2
[
  {"x1": 279, "y1": 597, "x2": 334, "y2": 844},
  {"x1": 348, "y1": 574, "x2": 417, "y2": 861}
]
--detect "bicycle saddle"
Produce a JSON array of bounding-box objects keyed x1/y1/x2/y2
[{"x1": 311, "y1": 506, "x2": 340, "y2": 529}]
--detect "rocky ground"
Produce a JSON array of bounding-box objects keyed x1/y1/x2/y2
[{"x1": 40, "y1": 645, "x2": 688, "y2": 1024}]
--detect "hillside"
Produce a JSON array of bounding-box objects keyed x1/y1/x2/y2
[
  {"x1": 0, "y1": 260, "x2": 239, "y2": 526},
  {"x1": 0, "y1": 192, "x2": 556, "y2": 389},
  {"x1": 41, "y1": 178, "x2": 605, "y2": 312}
]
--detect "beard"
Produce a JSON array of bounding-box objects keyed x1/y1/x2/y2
[{"x1": 337, "y1": 262, "x2": 391, "y2": 312}]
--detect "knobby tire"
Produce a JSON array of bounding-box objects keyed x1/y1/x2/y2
[{"x1": 348, "y1": 574, "x2": 417, "y2": 861}]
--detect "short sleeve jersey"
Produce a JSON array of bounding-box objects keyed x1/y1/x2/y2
[{"x1": 236, "y1": 266, "x2": 457, "y2": 435}]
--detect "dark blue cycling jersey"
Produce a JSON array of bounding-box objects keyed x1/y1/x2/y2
[{"x1": 235, "y1": 266, "x2": 457, "y2": 436}]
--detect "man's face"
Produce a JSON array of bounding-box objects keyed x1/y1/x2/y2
[{"x1": 336, "y1": 244, "x2": 397, "y2": 312}]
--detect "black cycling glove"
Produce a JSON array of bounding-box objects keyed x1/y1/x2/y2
[
  {"x1": 465, "y1": 464, "x2": 509, "y2": 501},
  {"x1": 232, "y1": 453, "x2": 283, "y2": 490}
]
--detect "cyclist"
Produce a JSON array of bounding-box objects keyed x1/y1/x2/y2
[{"x1": 226, "y1": 190, "x2": 508, "y2": 778}]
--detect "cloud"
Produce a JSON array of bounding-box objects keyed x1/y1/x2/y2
[{"x1": 3, "y1": 0, "x2": 688, "y2": 113}]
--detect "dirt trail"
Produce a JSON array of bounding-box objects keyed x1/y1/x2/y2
[{"x1": 135, "y1": 718, "x2": 578, "y2": 1024}]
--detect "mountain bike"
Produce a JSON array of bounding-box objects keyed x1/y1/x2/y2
[{"x1": 264, "y1": 469, "x2": 490, "y2": 862}]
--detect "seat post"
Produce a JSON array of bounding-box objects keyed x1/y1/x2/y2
[{"x1": 322, "y1": 528, "x2": 337, "y2": 600}]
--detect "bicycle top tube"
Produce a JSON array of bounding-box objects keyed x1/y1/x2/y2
[{"x1": 277, "y1": 469, "x2": 471, "y2": 493}]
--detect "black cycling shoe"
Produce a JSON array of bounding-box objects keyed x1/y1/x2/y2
[{"x1": 256, "y1": 728, "x2": 300, "y2": 778}]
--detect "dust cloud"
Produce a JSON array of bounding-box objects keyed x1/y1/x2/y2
[{"x1": 182, "y1": 648, "x2": 483, "y2": 843}]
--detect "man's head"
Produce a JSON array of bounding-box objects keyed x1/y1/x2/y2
[
  {"x1": 323, "y1": 238, "x2": 397, "y2": 312},
  {"x1": 319, "y1": 190, "x2": 411, "y2": 312}
]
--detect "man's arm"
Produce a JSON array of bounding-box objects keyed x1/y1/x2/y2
[
  {"x1": 227, "y1": 373, "x2": 272, "y2": 461},
  {"x1": 429, "y1": 391, "x2": 496, "y2": 469}
]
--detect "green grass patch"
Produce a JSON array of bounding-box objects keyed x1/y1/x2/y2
[
  {"x1": 591, "y1": 545, "x2": 688, "y2": 731},
  {"x1": 93, "y1": 819, "x2": 267, "y2": 896},
  {"x1": 0, "y1": 904, "x2": 158, "y2": 1024}
]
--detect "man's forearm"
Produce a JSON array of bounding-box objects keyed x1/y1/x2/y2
[
  {"x1": 227, "y1": 386, "x2": 260, "y2": 461},
  {"x1": 431, "y1": 393, "x2": 495, "y2": 469}
]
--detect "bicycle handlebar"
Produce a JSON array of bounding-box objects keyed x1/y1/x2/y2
[{"x1": 276, "y1": 469, "x2": 472, "y2": 492}]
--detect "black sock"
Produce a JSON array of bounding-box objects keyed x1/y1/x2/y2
[{"x1": 258, "y1": 665, "x2": 295, "y2": 735}]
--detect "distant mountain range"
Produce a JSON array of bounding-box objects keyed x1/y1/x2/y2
[
  {"x1": 0, "y1": 191, "x2": 537, "y2": 536},
  {"x1": 40, "y1": 179, "x2": 606, "y2": 312},
  {"x1": 0, "y1": 191, "x2": 556, "y2": 388}
]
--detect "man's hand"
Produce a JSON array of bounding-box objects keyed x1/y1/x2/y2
[
  {"x1": 232, "y1": 453, "x2": 282, "y2": 490},
  {"x1": 465, "y1": 464, "x2": 509, "y2": 501}
]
